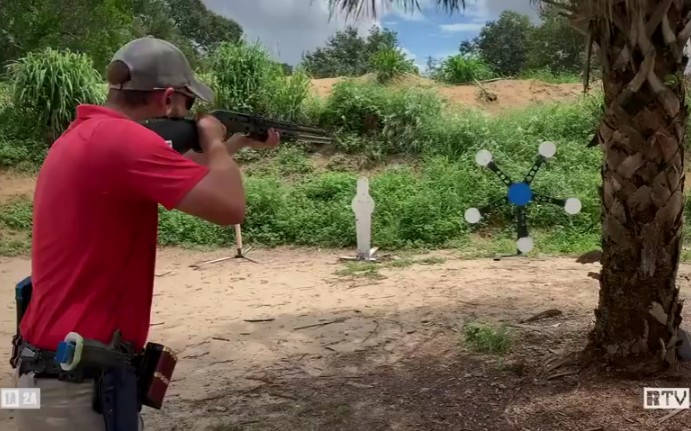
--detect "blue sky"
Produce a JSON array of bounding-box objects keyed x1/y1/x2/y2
[
  {"x1": 382, "y1": 4, "x2": 498, "y2": 66},
  {"x1": 204, "y1": 0, "x2": 541, "y2": 69}
]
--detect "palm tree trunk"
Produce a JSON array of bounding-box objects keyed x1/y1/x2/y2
[{"x1": 586, "y1": 0, "x2": 690, "y2": 370}]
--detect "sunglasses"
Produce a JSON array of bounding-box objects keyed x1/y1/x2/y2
[{"x1": 172, "y1": 89, "x2": 196, "y2": 110}]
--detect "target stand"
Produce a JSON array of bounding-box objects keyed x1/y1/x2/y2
[{"x1": 464, "y1": 141, "x2": 582, "y2": 258}]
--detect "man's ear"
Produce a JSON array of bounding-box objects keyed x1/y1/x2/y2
[{"x1": 161, "y1": 87, "x2": 175, "y2": 112}]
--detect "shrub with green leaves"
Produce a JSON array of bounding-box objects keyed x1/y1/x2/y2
[
  {"x1": 369, "y1": 47, "x2": 417, "y2": 83},
  {"x1": 518, "y1": 68, "x2": 581, "y2": 84},
  {"x1": 318, "y1": 80, "x2": 443, "y2": 156},
  {"x1": 207, "y1": 41, "x2": 279, "y2": 113},
  {"x1": 265, "y1": 68, "x2": 312, "y2": 121},
  {"x1": 6, "y1": 48, "x2": 105, "y2": 143},
  {"x1": 432, "y1": 54, "x2": 495, "y2": 84},
  {"x1": 0, "y1": 85, "x2": 46, "y2": 169},
  {"x1": 206, "y1": 42, "x2": 309, "y2": 121},
  {"x1": 188, "y1": 70, "x2": 218, "y2": 116}
]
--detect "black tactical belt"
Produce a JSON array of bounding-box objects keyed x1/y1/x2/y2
[{"x1": 18, "y1": 344, "x2": 104, "y2": 382}]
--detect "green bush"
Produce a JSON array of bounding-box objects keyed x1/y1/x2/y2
[
  {"x1": 206, "y1": 42, "x2": 310, "y2": 122},
  {"x1": 265, "y1": 67, "x2": 312, "y2": 122},
  {"x1": 206, "y1": 41, "x2": 278, "y2": 113},
  {"x1": 432, "y1": 54, "x2": 495, "y2": 84},
  {"x1": 318, "y1": 80, "x2": 443, "y2": 156},
  {"x1": 369, "y1": 47, "x2": 417, "y2": 83},
  {"x1": 315, "y1": 78, "x2": 602, "y2": 161},
  {"x1": 518, "y1": 68, "x2": 581, "y2": 84},
  {"x1": 0, "y1": 84, "x2": 46, "y2": 170},
  {"x1": 6, "y1": 48, "x2": 105, "y2": 143}
]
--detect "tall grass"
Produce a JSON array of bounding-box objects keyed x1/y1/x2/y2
[
  {"x1": 432, "y1": 54, "x2": 495, "y2": 84},
  {"x1": 518, "y1": 68, "x2": 581, "y2": 84},
  {"x1": 369, "y1": 47, "x2": 417, "y2": 83},
  {"x1": 265, "y1": 68, "x2": 312, "y2": 121},
  {"x1": 6, "y1": 48, "x2": 105, "y2": 143},
  {"x1": 317, "y1": 80, "x2": 444, "y2": 159},
  {"x1": 206, "y1": 42, "x2": 310, "y2": 121}
]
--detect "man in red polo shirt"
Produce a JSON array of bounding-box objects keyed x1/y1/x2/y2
[{"x1": 12, "y1": 37, "x2": 279, "y2": 430}]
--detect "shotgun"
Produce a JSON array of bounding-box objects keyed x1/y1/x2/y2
[{"x1": 141, "y1": 110, "x2": 332, "y2": 154}]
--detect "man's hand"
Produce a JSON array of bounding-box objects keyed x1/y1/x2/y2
[{"x1": 226, "y1": 128, "x2": 281, "y2": 154}]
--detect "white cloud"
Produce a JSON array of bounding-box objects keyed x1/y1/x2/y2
[
  {"x1": 439, "y1": 23, "x2": 485, "y2": 33},
  {"x1": 457, "y1": 0, "x2": 541, "y2": 23},
  {"x1": 398, "y1": 46, "x2": 416, "y2": 61},
  {"x1": 202, "y1": 0, "x2": 381, "y2": 65},
  {"x1": 390, "y1": 5, "x2": 427, "y2": 22}
]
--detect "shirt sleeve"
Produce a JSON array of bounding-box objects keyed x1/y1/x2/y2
[{"x1": 106, "y1": 121, "x2": 210, "y2": 210}]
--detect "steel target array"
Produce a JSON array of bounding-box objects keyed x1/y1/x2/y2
[{"x1": 464, "y1": 141, "x2": 582, "y2": 255}]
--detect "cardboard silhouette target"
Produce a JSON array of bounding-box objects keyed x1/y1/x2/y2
[{"x1": 340, "y1": 176, "x2": 378, "y2": 261}]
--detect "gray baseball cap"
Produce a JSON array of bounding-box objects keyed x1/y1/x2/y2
[{"x1": 109, "y1": 36, "x2": 214, "y2": 103}]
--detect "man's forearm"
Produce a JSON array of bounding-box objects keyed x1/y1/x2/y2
[
  {"x1": 205, "y1": 141, "x2": 239, "y2": 171},
  {"x1": 224, "y1": 134, "x2": 247, "y2": 155},
  {"x1": 182, "y1": 134, "x2": 246, "y2": 166}
]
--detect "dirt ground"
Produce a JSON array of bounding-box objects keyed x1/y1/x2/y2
[
  {"x1": 1, "y1": 247, "x2": 690, "y2": 431},
  {"x1": 309, "y1": 75, "x2": 588, "y2": 114}
]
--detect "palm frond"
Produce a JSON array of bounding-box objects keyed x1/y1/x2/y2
[
  {"x1": 325, "y1": 0, "x2": 605, "y2": 21},
  {"x1": 326, "y1": 0, "x2": 465, "y2": 20}
]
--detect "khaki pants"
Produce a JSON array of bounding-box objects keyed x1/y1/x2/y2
[{"x1": 13, "y1": 370, "x2": 144, "y2": 431}]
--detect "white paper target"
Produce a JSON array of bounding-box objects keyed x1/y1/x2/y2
[
  {"x1": 475, "y1": 150, "x2": 493, "y2": 167},
  {"x1": 516, "y1": 237, "x2": 534, "y2": 254},
  {"x1": 464, "y1": 208, "x2": 481, "y2": 224},
  {"x1": 538, "y1": 141, "x2": 556, "y2": 158},
  {"x1": 564, "y1": 198, "x2": 582, "y2": 215}
]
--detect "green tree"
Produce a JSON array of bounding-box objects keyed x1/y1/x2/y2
[
  {"x1": 0, "y1": 0, "x2": 134, "y2": 72},
  {"x1": 300, "y1": 26, "x2": 399, "y2": 78},
  {"x1": 130, "y1": 0, "x2": 202, "y2": 68},
  {"x1": 525, "y1": 4, "x2": 586, "y2": 74},
  {"x1": 328, "y1": 0, "x2": 691, "y2": 372},
  {"x1": 0, "y1": 0, "x2": 244, "y2": 73},
  {"x1": 458, "y1": 40, "x2": 478, "y2": 56},
  {"x1": 166, "y1": 0, "x2": 243, "y2": 52},
  {"x1": 424, "y1": 55, "x2": 440, "y2": 76},
  {"x1": 280, "y1": 63, "x2": 294, "y2": 75},
  {"x1": 474, "y1": 10, "x2": 535, "y2": 76}
]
